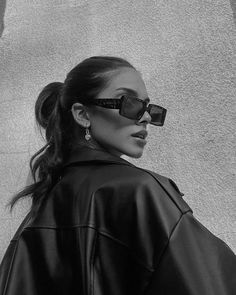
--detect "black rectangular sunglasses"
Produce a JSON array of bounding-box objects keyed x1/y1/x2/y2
[{"x1": 85, "y1": 95, "x2": 167, "y2": 126}]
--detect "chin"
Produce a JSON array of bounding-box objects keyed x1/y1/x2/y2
[
  {"x1": 125, "y1": 148, "x2": 144, "y2": 159},
  {"x1": 105, "y1": 143, "x2": 144, "y2": 159}
]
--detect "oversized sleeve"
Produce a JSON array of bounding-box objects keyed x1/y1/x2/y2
[
  {"x1": 85, "y1": 165, "x2": 236, "y2": 295},
  {"x1": 145, "y1": 210, "x2": 236, "y2": 295},
  {"x1": 89, "y1": 167, "x2": 193, "y2": 294}
]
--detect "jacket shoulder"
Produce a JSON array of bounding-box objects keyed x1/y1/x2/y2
[
  {"x1": 90, "y1": 163, "x2": 191, "y2": 214},
  {"x1": 90, "y1": 164, "x2": 190, "y2": 269},
  {"x1": 139, "y1": 168, "x2": 192, "y2": 214}
]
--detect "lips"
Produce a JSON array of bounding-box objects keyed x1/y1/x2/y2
[{"x1": 131, "y1": 130, "x2": 148, "y2": 139}]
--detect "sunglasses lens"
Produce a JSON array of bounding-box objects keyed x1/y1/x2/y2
[
  {"x1": 120, "y1": 96, "x2": 167, "y2": 126},
  {"x1": 149, "y1": 105, "x2": 167, "y2": 126},
  {"x1": 120, "y1": 96, "x2": 144, "y2": 119}
]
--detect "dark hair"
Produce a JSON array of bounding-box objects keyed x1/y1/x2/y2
[{"x1": 8, "y1": 56, "x2": 135, "y2": 213}]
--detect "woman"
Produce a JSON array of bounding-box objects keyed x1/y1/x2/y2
[{"x1": 0, "y1": 56, "x2": 235, "y2": 295}]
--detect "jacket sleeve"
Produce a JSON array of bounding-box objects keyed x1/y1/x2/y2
[
  {"x1": 145, "y1": 211, "x2": 236, "y2": 295},
  {"x1": 89, "y1": 166, "x2": 236, "y2": 295},
  {"x1": 92, "y1": 171, "x2": 187, "y2": 271},
  {"x1": 90, "y1": 169, "x2": 189, "y2": 294}
]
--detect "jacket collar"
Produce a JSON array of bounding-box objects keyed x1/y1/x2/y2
[
  {"x1": 62, "y1": 146, "x2": 188, "y2": 208},
  {"x1": 63, "y1": 145, "x2": 135, "y2": 168}
]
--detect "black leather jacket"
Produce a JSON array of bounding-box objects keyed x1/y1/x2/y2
[{"x1": 0, "y1": 146, "x2": 236, "y2": 295}]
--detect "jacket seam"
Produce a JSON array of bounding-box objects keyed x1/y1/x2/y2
[
  {"x1": 2, "y1": 240, "x2": 19, "y2": 295},
  {"x1": 143, "y1": 212, "x2": 188, "y2": 294},
  {"x1": 23, "y1": 224, "x2": 154, "y2": 272},
  {"x1": 24, "y1": 224, "x2": 98, "y2": 230},
  {"x1": 2, "y1": 212, "x2": 32, "y2": 295},
  {"x1": 96, "y1": 231, "x2": 154, "y2": 272},
  {"x1": 90, "y1": 230, "x2": 98, "y2": 295},
  {"x1": 154, "y1": 211, "x2": 187, "y2": 269}
]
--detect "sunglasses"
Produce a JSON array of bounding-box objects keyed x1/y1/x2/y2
[{"x1": 85, "y1": 95, "x2": 167, "y2": 126}]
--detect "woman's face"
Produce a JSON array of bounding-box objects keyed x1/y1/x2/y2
[{"x1": 88, "y1": 67, "x2": 152, "y2": 158}]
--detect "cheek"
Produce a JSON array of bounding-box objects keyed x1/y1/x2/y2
[{"x1": 91, "y1": 109, "x2": 133, "y2": 137}]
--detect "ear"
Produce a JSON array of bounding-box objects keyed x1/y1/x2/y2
[{"x1": 71, "y1": 102, "x2": 90, "y2": 128}]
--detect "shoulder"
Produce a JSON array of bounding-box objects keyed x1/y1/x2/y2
[
  {"x1": 89, "y1": 164, "x2": 190, "y2": 269},
  {"x1": 66, "y1": 161, "x2": 155, "y2": 195},
  {"x1": 88, "y1": 163, "x2": 191, "y2": 215}
]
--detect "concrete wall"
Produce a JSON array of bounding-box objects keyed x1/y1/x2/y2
[{"x1": 0, "y1": 0, "x2": 236, "y2": 260}]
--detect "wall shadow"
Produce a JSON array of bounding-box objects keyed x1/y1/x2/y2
[{"x1": 229, "y1": 0, "x2": 236, "y2": 26}]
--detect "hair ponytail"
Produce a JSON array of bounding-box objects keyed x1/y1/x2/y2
[
  {"x1": 8, "y1": 56, "x2": 135, "y2": 215},
  {"x1": 8, "y1": 82, "x2": 65, "y2": 213}
]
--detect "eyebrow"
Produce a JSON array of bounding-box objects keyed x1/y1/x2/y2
[{"x1": 115, "y1": 87, "x2": 150, "y2": 103}]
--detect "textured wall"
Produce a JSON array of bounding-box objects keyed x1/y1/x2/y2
[{"x1": 0, "y1": 0, "x2": 236, "y2": 260}]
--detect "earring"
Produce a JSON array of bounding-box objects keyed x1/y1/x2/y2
[{"x1": 85, "y1": 127, "x2": 91, "y2": 141}]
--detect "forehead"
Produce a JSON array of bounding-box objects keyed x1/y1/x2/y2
[{"x1": 100, "y1": 67, "x2": 148, "y2": 98}]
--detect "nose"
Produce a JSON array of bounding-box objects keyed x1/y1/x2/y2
[{"x1": 137, "y1": 110, "x2": 152, "y2": 125}]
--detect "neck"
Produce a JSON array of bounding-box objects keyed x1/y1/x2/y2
[{"x1": 76, "y1": 138, "x2": 123, "y2": 158}]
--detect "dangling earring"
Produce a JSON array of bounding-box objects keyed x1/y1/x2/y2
[{"x1": 85, "y1": 126, "x2": 91, "y2": 141}]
